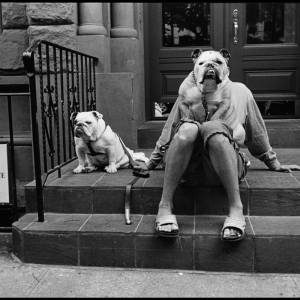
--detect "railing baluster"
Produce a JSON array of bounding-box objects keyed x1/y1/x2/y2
[
  {"x1": 46, "y1": 44, "x2": 55, "y2": 169},
  {"x1": 76, "y1": 53, "x2": 80, "y2": 112},
  {"x1": 53, "y1": 46, "x2": 61, "y2": 177},
  {"x1": 85, "y1": 56, "x2": 89, "y2": 110},
  {"x1": 38, "y1": 44, "x2": 47, "y2": 173},
  {"x1": 66, "y1": 50, "x2": 72, "y2": 159},
  {"x1": 93, "y1": 59, "x2": 96, "y2": 110},
  {"x1": 81, "y1": 55, "x2": 84, "y2": 111},
  {"x1": 89, "y1": 57, "x2": 92, "y2": 110},
  {"x1": 60, "y1": 48, "x2": 67, "y2": 162}
]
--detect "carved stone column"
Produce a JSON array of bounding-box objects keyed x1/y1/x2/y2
[
  {"x1": 78, "y1": 3, "x2": 107, "y2": 36},
  {"x1": 110, "y1": 3, "x2": 137, "y2": 38}
]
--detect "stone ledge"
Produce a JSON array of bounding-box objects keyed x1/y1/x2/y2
[{"x1": 12, "y1": 213, "x2": 300, "y2": 273}]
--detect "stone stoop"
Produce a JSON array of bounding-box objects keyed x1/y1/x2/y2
[
  {"x1": 12, "y1": 213, "x2": 300, "y2": 273},
  {"x1": 12, "y1": 148, "x2": 300, "y2": 273}
]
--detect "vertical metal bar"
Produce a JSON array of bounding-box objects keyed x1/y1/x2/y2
[
  {"x1": 71, "y1": 51, "x2": 76, "y2": 156},
  {"x1": 38, "y1": 44, "x2": 47, "y2": 173},
  {"x1": 29, "y1": 52, "x2": 44, "y2": 222},
  {"x1": 7, "y1": 96, "x2": 18, "y2": 221},
  {"x1": 76, "y1": 53, "x2": 80, "y2": 111},
  {"x1": 85, "y1": 56, "x2": 89, "y2": 110},
  {"x1": 93, "y1": 59, "x2": 96, "y2": 110},
  {"x1": 66, "y1": 50, "x2": 72, "y2": 159},
  {"x1": 89, "y1": 57, "x2": 92, "y2": 111},
  {"x1": 53, "y1": 46, "x2": 61, "y2": 177},
  {"x1": 46, "y1": 44, "x2": 54, "y2": 169},
  {"x1": 81, "y1": 55, "x2": 84, "y2": 111},
  {"x1": 60, "y1": 48, "x2": 67, "y2": 162}
]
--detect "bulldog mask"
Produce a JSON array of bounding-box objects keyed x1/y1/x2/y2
[
  {"x1": 71, "y1": 111, "x2": 130, "y2": 174},
  {"x1": 178, "y1": 48, "x2": 245, "y2": 144}
]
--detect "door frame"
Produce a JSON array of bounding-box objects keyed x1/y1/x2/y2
[{"x1": 144, "y1": 3, "x2": 300, "y2": 121}]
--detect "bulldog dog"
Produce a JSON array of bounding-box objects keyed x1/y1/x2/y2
[
  {"x1": 178, "y1": 48, "x2": 245, "y2": 145},
  {"x1": 71, "y1": 111, "x2": 130, "y2": 174}
]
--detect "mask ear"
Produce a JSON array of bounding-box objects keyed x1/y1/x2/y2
[
  {"x1": 219, "y1": 48, "x2": 231, "y2": 64},
  {"x1": 191, "y1": 49, "x2": 203, "y2": 63},
  {"x1": 92, "y1": 111, "x2": 103, "y2": 120},
  {"x1": 70, "y1": 111, "x2": 78, "y2": 122}
]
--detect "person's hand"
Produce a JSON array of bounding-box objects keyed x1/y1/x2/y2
[
  {"x1": 133, "y1": 160, "x2": 150, "y2": 171},
  {"x1": 273, "y1": 164, "x2": 300, "y2": 173}
]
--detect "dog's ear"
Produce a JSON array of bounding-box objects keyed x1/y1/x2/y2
[
  {"x1": 92, "y1": 111, "x2": 103, "y2": 120},
  {"x1": 219, "y1": 48, "x2": 231, "y2": 64},
  {"x1": 70, "y1": 111, "x2": 78, "y2": 122},
  {"x1": 191, "y1": 49, "x2": 203, "y2": 63}
]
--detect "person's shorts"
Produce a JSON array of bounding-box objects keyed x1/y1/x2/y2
[{"x1": 163, "y1": 119, "x2": 249, "y2": 187}]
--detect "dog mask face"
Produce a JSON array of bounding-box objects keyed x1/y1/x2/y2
[
  {"x1": 71, "y1": 111, "x2": 103, "y2": 140},
  {"x1": 191, "y1": 48, "x2": 231, "y2": 88}
]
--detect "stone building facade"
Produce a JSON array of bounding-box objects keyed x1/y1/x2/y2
[{"x1": 0, "y1": 3, "x2": 145, "y2": 207}]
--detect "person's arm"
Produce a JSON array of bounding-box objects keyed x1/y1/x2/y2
[{"x1": 244, "y1": 93, "x2": 300, "y2": 172}]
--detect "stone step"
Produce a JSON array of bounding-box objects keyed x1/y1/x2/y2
[
  {"x1": 137, "y1": 120, "x2": 300, "y2": 149},
  {"x1": 25, "y1": 149, "x2": 300, "y2": 216},
  {"x1": 12, "y1": 213, "x2": 300, "y2": 273}
]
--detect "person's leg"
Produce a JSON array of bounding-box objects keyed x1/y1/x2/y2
[
  {"x1": 157, "y1": 122, "x2": 198, "y2": 233},
  {"x1": 206, "y1": 132, "x2": 244, "y2": 238}
]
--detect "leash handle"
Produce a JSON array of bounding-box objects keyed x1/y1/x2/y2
[{"x1": 132, "y1": 169, "x2": 150, "y2": 178}]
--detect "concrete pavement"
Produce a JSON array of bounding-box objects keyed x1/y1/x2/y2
[{"x1": 1, "y1": 249, "x2": 300, "y2": 297}]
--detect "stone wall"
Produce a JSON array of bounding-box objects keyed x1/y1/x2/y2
[{"x1": 0, "y1": 3, "x2": 29, "y2": 73}]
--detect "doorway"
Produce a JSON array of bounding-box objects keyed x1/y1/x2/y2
[{"x1": 145, "y1": 3, "x2": 300, "y2": 120}]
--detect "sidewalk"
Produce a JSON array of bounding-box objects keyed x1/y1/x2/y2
[{"x1": 1, "y1": 249, "x2": 300, "y2": 298}]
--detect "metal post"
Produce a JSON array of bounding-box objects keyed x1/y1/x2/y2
[{"x1": 28, "y1": 55, "x2": 44, "y2": 222}]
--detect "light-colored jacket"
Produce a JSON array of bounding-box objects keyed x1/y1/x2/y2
[{"x1": 146, "y1": 76, "x2": 280, "y2": 171}]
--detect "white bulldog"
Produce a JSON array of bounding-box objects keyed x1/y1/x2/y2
[
  {"x1": 178, "y1": 48, "x2": 245, "y2": 145},
  {"x1": 71, "y1": 111, "x2": 130, "y2": 174}
]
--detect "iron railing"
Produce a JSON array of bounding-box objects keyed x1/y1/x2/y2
[{"x1": 22, "y1": 40, "x2": 98, "y2": 222}]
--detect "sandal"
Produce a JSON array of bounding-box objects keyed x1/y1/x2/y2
[
  {"x1": 220, "y1": 216, "x2": 246, "y2": 242},
  {"x1": 155, "y1": 214, "x2": 179, "y2": 238}
]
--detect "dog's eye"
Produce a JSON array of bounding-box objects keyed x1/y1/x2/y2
[
  {"x1": 86, "y1": 121, "x2": 91, "y2": 124},
  {"x1": 199, "y1": 62, "x2": 204, "y2": 65},
  {"x1": 216, "y1": 61, "x2": 222, "y2": 65}
]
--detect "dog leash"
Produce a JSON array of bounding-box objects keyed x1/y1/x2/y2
[
  {"x1": 193, "y1": 70, "x2": 210, "y2": 122},
  {"x1": 117, "y1": 134, "x2": 150, "y2": 225}
]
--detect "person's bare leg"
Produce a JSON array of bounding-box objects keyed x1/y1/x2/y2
[
  {"x1": 207, "y1": 133, "x2": 244, "y2": 238},
  {"x1": 157, "y1": 123, "x2": 198, "y2": 233}
]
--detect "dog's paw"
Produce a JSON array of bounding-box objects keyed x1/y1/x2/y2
[
  {"x1": 104, "y1": 164, "x2": 117, "y2": 174},
  {"x1": 73, "y1": 166, "x2": 86, "y2": 174},
  {"x1": 85, "y1": 165, "x2": 98, "y2": 173}
]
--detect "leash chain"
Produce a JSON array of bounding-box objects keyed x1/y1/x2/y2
[{"x1": 193, "y1": 70, "x2": 210, "y2": 122}]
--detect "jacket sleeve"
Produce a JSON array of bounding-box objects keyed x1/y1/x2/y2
[
  {"x1": 146, "y1": 96, "x2": 182, "y2": 170},
  {"x1": 244, "y1": 94, "x2": 280, "y2": 170}
]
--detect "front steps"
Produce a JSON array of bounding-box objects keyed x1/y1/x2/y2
[
  {"x1": 12, "y1": 213, "x2": 300, "y2": 273},
  {"x1": 13, "y1": 148, "x2": 300, "y2": 273}
]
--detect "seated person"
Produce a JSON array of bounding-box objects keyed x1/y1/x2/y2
[{"x1": 134, "y1": 48, "x2": 300, "y2": 241}]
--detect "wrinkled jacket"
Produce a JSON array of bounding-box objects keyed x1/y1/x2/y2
[{"x1": 146, "y1": 76, "x2": 280, "y2": 170}]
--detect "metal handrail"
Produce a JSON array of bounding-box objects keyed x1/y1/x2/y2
[{"x1": 22, "y1": 40, "x2": 98, "y2": 222}]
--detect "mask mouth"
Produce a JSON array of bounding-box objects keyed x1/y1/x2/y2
[{"x1": 200, "y1": 68, "x2": 222, "y2": 84}]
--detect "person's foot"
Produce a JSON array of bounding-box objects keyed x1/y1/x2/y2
[
  {"x1": 156, "y1": 204, "x2": 179, "y2": 234},
  {"x1": 222, "y1": 208, "x2": 244, "y2": 240}
]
